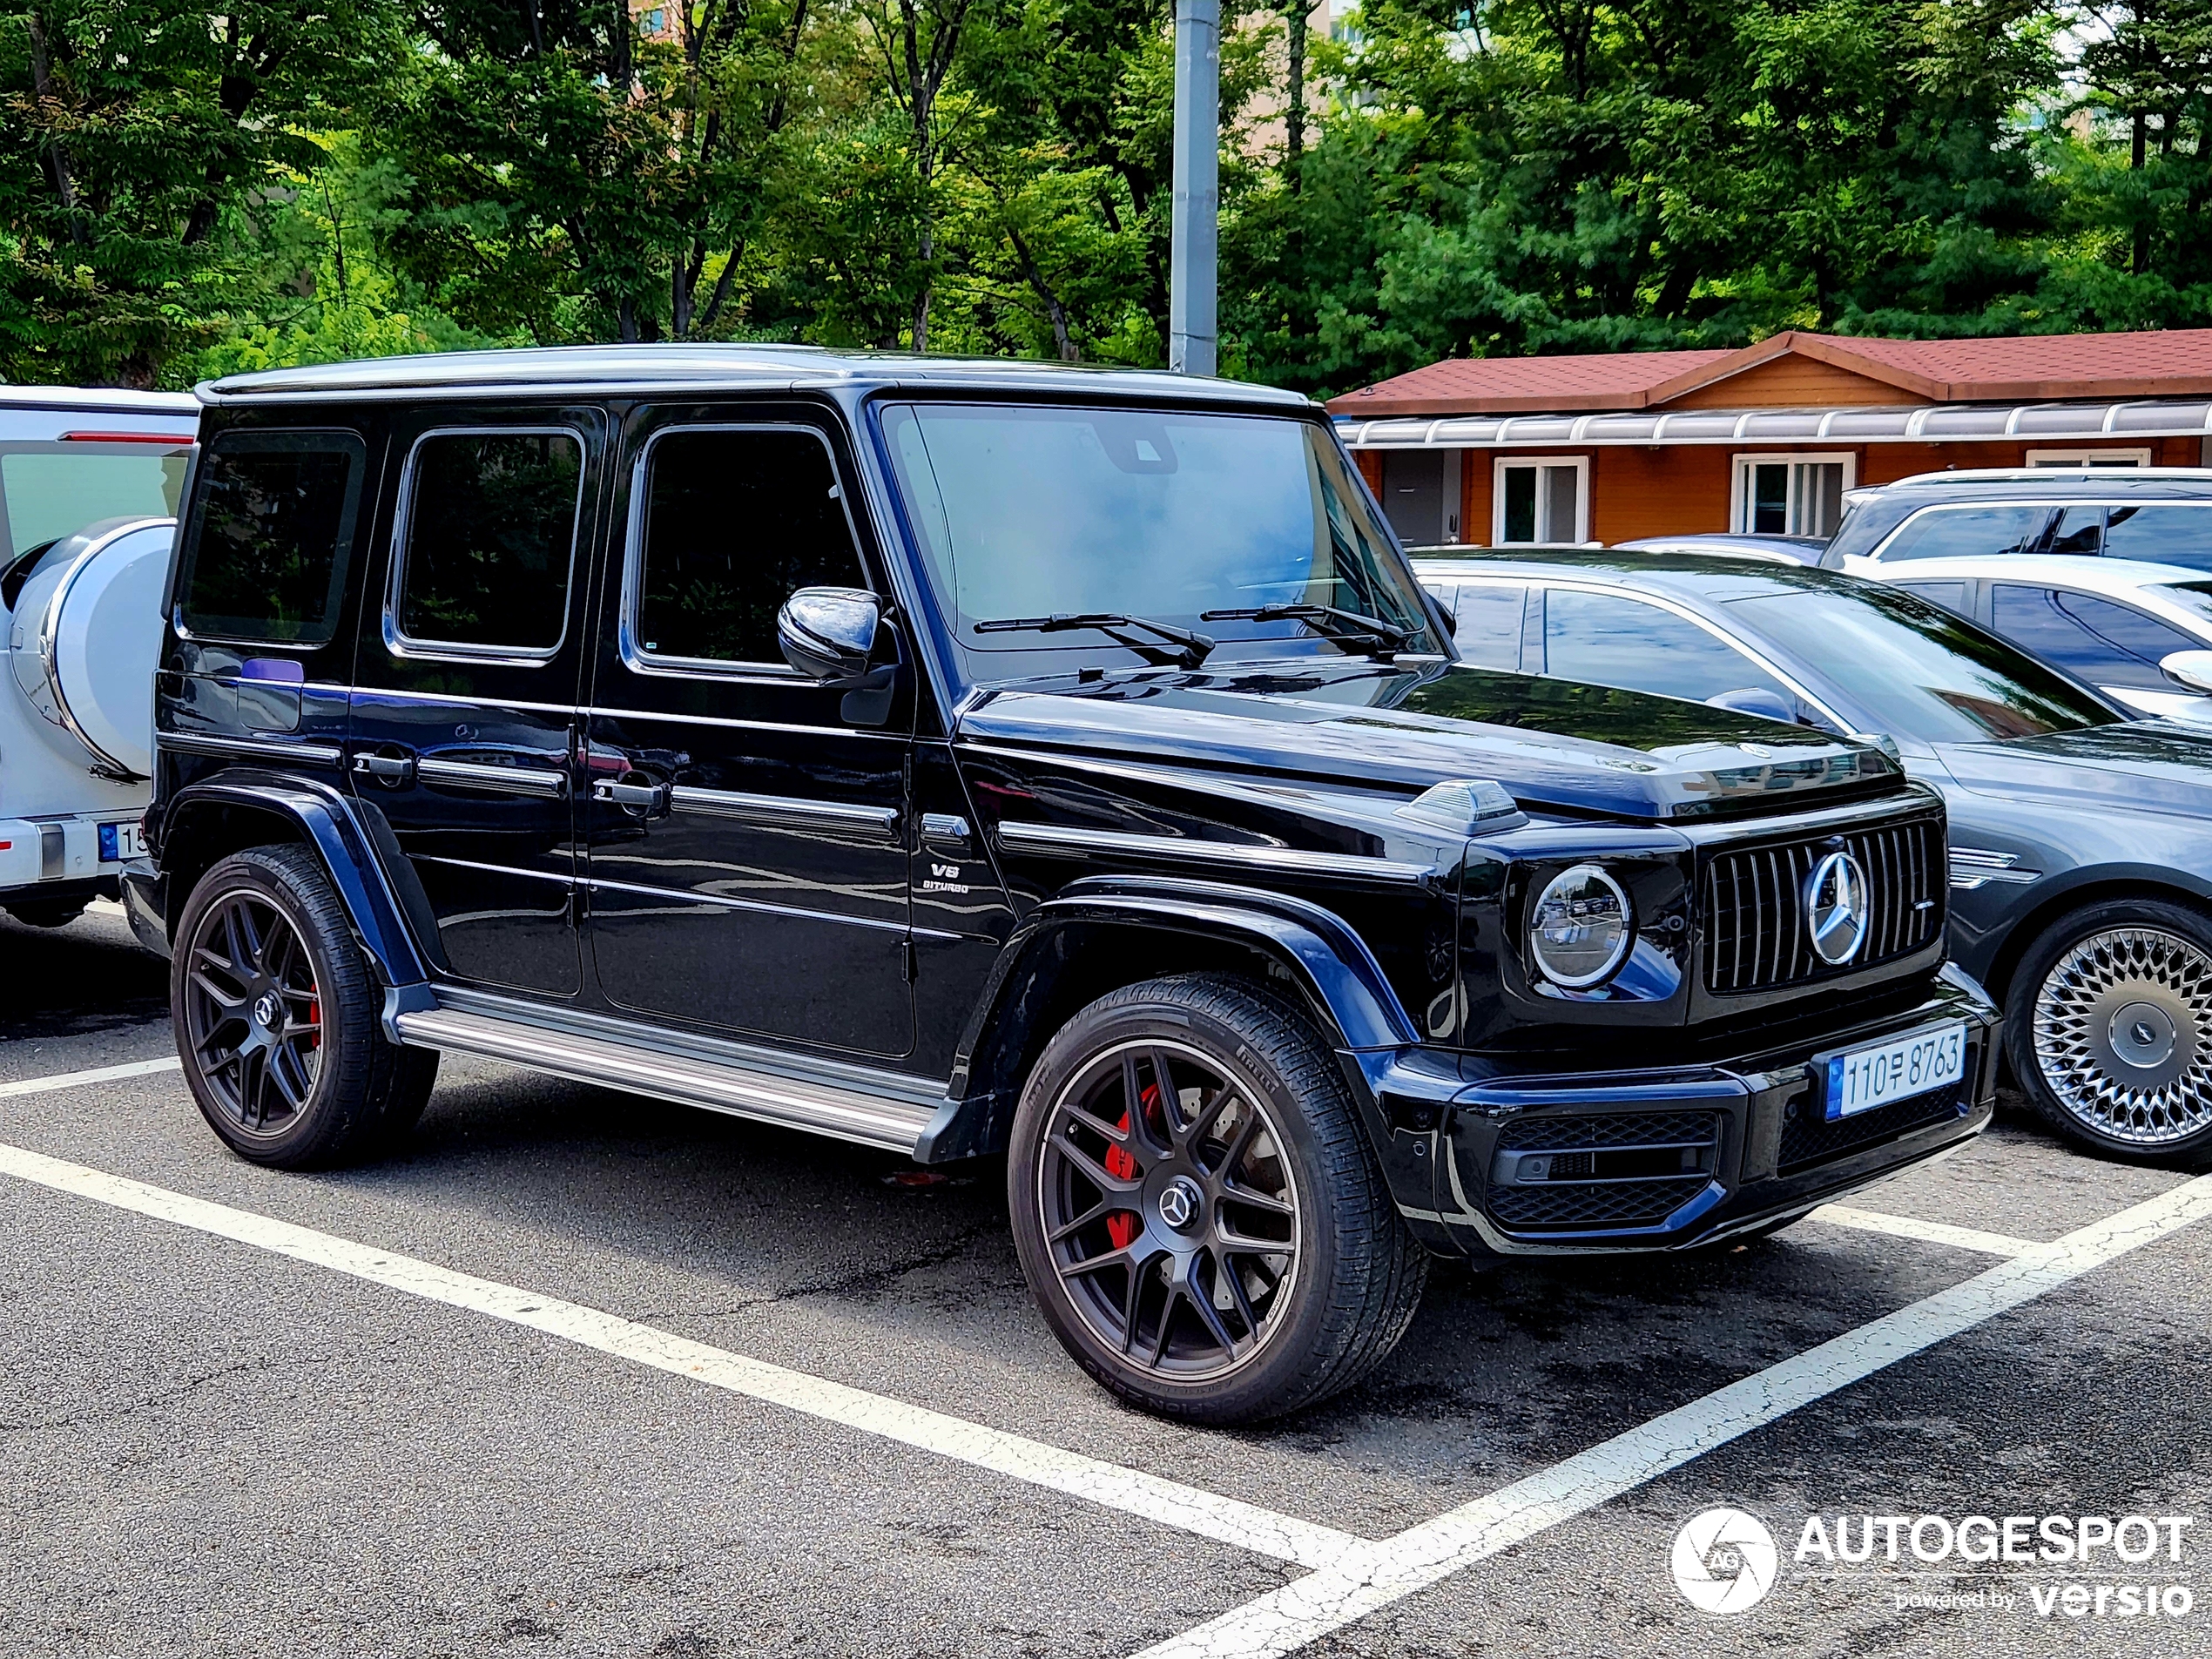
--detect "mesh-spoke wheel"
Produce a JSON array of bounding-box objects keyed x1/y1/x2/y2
[
  {"x1": 182, "y1": 887, "x2": 324, "y2": 1140},
  {"x1": 1009, "y1": 974, "x2": 1426, "y2": 1424},
  {"x1": 2032, "y1": 926, "x2": 2212, "y2": 1148},
  {"x1": 1040, "y1": 1040, "x2": 1301, "y2": 1382}
]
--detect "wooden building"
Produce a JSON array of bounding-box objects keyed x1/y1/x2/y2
[{"x1": 1329, "y1": 329, "x2": 2212, "y2": 549}]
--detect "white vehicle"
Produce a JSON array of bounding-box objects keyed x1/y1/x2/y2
[{"x1": 0, "y1": 388, "x2": 198, "y2": 927}]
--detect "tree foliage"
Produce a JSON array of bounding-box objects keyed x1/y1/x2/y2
[{"x1": 3, "y1": 0, "x2": 2209, "y2": 391}]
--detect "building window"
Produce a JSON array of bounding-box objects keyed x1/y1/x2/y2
[
  {"x1": 1493, "y1": 456, "x2": 1588, "y2": 544},
  {"x1": 1731, "y1": 453, "x2": 1853, "y2": 537},
  {"x1": 2024, "y1": 448, "x2": 2152, "y2": 468}
]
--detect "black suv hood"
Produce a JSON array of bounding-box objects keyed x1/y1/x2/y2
[{"x1": 956, "y1": 662, "x2": 1900, "y2": 821}]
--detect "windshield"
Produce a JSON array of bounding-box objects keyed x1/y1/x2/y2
[
  {"x1": 1723, "y1": 584, "x2": 2122, "y2": 743},
  {"x1": 879, "y1": 402, "x2": 1438, "y2": 679}
]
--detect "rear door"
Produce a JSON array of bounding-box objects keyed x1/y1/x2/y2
[
  {"x1": 344, "y1": 408, "x2": 601, "y2": 996},
  {"x1": 578, "y1": 406, "x2": 915, "y2": 1059}
]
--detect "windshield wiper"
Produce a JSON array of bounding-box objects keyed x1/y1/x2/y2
[
  {"x1": 974, "y1": 612, "x2": 1215, "y2": 670},
  {"x1": 1200, "y1": 603, "x2": 1419, "y2": 651}
]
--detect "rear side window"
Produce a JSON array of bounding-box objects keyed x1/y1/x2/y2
[
  {"x1": 0, "y1": 446, "x2": 188, "y2": 561},
  {"x1": 178, "y1": 430, "x2": 364, "y2": 645},
  {"x1": 395, "y1": 429, "x2": 583, "y2": 655},
  {"x1": 1990, "y1": 584, "x2": 2197, "y2": 691},
  {"x1": 1878, "y1": 504, "x2": 2053, "y2": 563},
  {"x1": 2101, "y1": 504, "x2": 2212, "y2": 570},
  {"x1": 631, "y1": 427, "x2": 866, "y2": 667}
]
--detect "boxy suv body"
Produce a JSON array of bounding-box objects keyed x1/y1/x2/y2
[{"x1": 132, "y1": 347, "x2": 1997, "y2": 1421}]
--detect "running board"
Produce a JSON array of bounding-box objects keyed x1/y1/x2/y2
[{"x1": 390, "y1": 1006, "x2": 941, "y2": 1156}]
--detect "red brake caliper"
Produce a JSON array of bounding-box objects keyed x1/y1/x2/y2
[{"x1": 1104, "y1": 1082, "x2": 1162, "y2": 1248}]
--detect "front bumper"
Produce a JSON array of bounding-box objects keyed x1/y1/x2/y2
[{"x1": 1354, "y1": 967, "x2": 1998, "y2": 1258}]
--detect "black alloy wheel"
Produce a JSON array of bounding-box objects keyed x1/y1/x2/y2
[
  {"x1": 172, "y1": 846, "x2": 437, "y2": 1169},
  {"x1": 181, "y1": 885, "x2": 325, "y2": 1141},
  {"x1": 1008, "y1": 974, "x2": 1426, "y2": 1424}
]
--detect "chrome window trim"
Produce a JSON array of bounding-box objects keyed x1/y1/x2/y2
[
  {"x1": 669, "y1": 785, "x2": 900, "y2": 837},
  {"x1": 618, "y1": 421, "x2": 873, "y2": 682},
  {"x1": 383, "y1": 424, "x2": 588, "y2": 666},
  {"x1": 157, "y1": 731, "x2": 343, "y2": 766},
  {"x1": 1447, "y1": 572, "x2": 1854, "y2": 732},
  {"x1": 994, "y1": 821, "x2": 1434, "y2": 885}
]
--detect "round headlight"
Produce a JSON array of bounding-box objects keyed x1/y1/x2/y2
[{"x1": 1529, "y1": 864, "x2": 1633, "y2": 988}]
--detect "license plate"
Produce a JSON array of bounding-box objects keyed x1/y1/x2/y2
[
  {"x1": 98, "y1": 821, "x2": 145, "y2": 862},
  {"x1": 1822, "y1": 1020, "x2": 1967, "y2": 1121}
]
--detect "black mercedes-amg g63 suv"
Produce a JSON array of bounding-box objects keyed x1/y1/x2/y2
[{"x1": 128, "y1": 347, "x2": 1997, "y2": 1423}]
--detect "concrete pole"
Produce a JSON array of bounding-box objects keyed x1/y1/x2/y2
[{"x1": 1169, "y1": 0, "x2": 1218, "y2": 377}]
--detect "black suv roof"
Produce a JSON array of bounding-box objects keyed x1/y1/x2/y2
[{"x1": 195, "y1": 345, "x2": 1318, "y2": 410}]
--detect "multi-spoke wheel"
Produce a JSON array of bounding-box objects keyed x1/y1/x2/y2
[
  {"x1": 171, "y1": 846, "x2": 437, "y2": 1169},
  {"x1": 1008, "y1": 974, "x2": 1426, "y2": 1423},
  {"x1": 2009, "y1": 900, "x2": 2212, "y2": 1168},
  {"x1": 182, "y1": 887, "x2": 325, "y2": 1141}
]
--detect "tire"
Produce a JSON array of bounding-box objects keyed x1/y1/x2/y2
[
  {"x1": 6, "y1": 899, "x2": 86, "y2": 928},
  {"x1": 2006, "y1": 898, "x2": 2212, "y2": 1169},
  {"x1": 171, "y1": 845, "x2": 437, "y2": 1169},
  {"x1": 1007, "y1": 974, "x2": 1427, "y2": 1424}
]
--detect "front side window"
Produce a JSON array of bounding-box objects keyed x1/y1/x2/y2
[
  {"x1": 1990, "y1": 585, "x2": 2198, "y2": 691},
  {"x1": 1877, "y1": 504, "x2": 2052, "y2": 563},
  {"x1": 1725, "y1": 585, "x2": 2120, "y2": 743},
  {"x1": 1542, "y1": 589, "x2": 1797, "y2": 708},
  {"x1": 2099, "y1": 504, "x2": 2212, "y2": 570},
  {"x1": 633, "y1": 427, "x2": 867, "y2": 667},
  {"x1": 881, "y1": 403, "x2": 1434, "y2": 679},
  {"x1": 177, "y1": 430, "x2": 364, "y2": 645},
  {"x1": 395, "y1": 430, "x2": 582, "y2": 654}
]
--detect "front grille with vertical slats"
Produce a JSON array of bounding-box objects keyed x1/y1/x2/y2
[{"x1": 1702, "y1": 815, "x2": 1945, "y2": 995}]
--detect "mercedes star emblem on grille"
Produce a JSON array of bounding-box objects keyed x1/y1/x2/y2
[{"x1": 1804, "y1": 850, "x2": 1871, "y2": 966}]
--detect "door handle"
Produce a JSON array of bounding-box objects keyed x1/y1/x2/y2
[
  {"x1": 353, "y1": 748, "x2": 415, "y2": 787},
  {"x1": 592, "y1": 776, "x2": 671, "y2": 816}
]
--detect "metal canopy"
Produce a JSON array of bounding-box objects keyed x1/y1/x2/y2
[{"x1": 1336, "y1": 399, "x2": 2212, "y2": 448}]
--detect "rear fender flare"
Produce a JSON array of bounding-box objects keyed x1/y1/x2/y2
[{"x1": 158, "y1": 773, "x2": 436, "y2": 998}]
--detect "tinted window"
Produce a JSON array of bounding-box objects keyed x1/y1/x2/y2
[
  {"x1": 178, "y1": 431, "x2": 363, "y2": 645},
  {"x1": 1878, "y1": 505, "x2": 2051, "y2": 563},
  {"x1": 2047, "y1": 506, "x2": 2103, "y2": 555},
  {"x1": 636, "y1": 428, "x2": 866, "y2": 665},
  {"x1": 1543, "y1": 589, "x2": 1795, "y2": 707},
  {"x1": 1890, "y1": 580, "x2": 1968, "y2": 613},
  {"x1": 2100, "y1": 505, "x2": 2212, "y2": 570},
  {"x1": 1990, "y1": 585, "x2": 2197, "y2": 691},
  {"x1": 0, "y1": 447, "x2": 188, "y2": 560},
  {"x1": 1449, "y1": 581, "x2": 1525, "y2": 669},
  {"x1": 397, "y1": 430, "x2": 581, "y2": 652},
  {"x1": 1724, "y1": 585, "x2": 2118, "y2": 743}
]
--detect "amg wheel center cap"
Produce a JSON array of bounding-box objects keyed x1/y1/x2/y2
[
  {"x1": 253, "y1": 991, "x2": 282, "y2": 1028},
  {"x1": 1157, "y1": 1176, "x2": 1204, "y2": 1234},
  {"x1": 2110, "y1": 1001, "x2": 2177, "y2": 1069}
]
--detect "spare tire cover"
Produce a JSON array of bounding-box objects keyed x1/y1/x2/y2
[{"x1": 8, "y1": 516, "x2": 175, "y2": 778}]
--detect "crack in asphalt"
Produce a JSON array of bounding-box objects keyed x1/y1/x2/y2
[{"x1": 1, "y1": 1356, "x2": 279, "y2": 1433}]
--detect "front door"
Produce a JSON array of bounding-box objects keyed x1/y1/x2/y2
[
  {"x1": 580, "y1": 408, "x2": 915, "y2": 1059},
  {"x1": 1380, "y1": 449, "x2": 1449, "y2": 546},
  {"x1": 345, "y1": 407, "x2": 601, "y2": 996}
]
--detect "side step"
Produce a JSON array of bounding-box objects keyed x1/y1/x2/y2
[{"x1": 390, "y1": 1006, "x2": 941, "y2": 1156}]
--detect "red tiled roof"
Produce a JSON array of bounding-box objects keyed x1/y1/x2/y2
[{"x1": 1327, "y1": 328, "x2": 2212, "y2": 417}]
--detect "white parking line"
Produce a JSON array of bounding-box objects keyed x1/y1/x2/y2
[
  {"x1": 1130, "y1": 1172, "x2": 2212, "y2": 1659},
  {"x1": 1808, "y1": 1202, "x2": 2035, "y2": 1257},
  {"x1": 0, "y1": 1139, "x2": 1357, "y2": 1571},
  {"x1": 0, "y1": 1056, "x2": 181, "y2": 1098}
]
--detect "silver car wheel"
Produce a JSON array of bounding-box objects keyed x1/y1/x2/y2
[{"x1": 2033, "y1": 927, "x2": 2212, "y2": 1146}]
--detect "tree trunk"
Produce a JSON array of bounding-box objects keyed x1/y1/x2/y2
[
  {"x1": 24, "y1": 13, "x2": 89, "y2": 246},
  {"x1": 1285, "y1": 0, "x2": 1305, "y2": 183}
]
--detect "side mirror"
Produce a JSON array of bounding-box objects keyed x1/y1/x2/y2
[
  {"x1": 2161, "y1": 650, "x2": 2212, "y2": 695},
  {"x1": 1705, "y1": 686, "x2": 1796, "y2": 725},
  {"x1": 779, "y1": 586, "x2": 880, "y2": 683}
]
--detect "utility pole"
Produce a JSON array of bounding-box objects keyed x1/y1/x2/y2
[{"x1": 1169, "y1": 0, "x2": 1218, "y2": 376}]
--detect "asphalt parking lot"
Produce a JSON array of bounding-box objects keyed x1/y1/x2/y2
[{"x1": 4, "y1": 904, "x2": 2208, "y2": 1659}]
